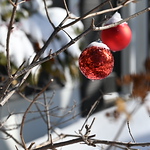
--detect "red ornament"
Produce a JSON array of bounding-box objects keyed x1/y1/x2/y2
[
  {"x1": 100, "y1": 12, "x2": 132, "y2": 51},
  {"x1": 79, "y1": 42, "x2": 114, "y2": 80}
]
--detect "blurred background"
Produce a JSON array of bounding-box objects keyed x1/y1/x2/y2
[{"x1": 0, "y1": 0, "x2": 149, "y2": 149}]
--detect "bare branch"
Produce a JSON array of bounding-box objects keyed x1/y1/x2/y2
[
  {"x1": 1, "y1": 6, "x2": 149, "y2": 106},
  {"x1": 93, "y1": 7, "x2": 150, "y2": 31},
  {"x1": 61, "y1": 0, "x2": 111, "y2": 29},
  {"x1": 127, "y1": 120, "x2": 136, "y2": 143},
  {"x1": 20, "y1": 79, "x2": 54, "y2": 150},
  {"x1": 33, "y1": 135, "x2": 95, "y2": 150},
  {"x1": 91, "y1": 139, "x2": 150, "y2": 149},
  {"x1": 63, "y1": 0, "x2": 70, "y2": 16},
  {"x1": 43, "y1": 0, "x2": 55, "y2": 29},
  {"x1": 80, "y1": 98, "x2": 101, "y2": 132},
  {"x1": 0, "y1": 128, "x2": 23, "y2": 148},
  {"x1": 6, "y1": 0, "x2": 18, "y2": 77},
  {"x1": 43, "y1": 92, "x2": 51, "y2": 142},
  {"x1": 83, "y1": 0, "x2": 134, "y2": 19}
]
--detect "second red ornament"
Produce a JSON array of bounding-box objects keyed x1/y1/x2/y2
[{"x1": 100, "y1": 12, "x2": 132, "y2": 51}]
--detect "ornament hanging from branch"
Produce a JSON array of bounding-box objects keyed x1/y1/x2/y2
[
  {"x1": 100, "y1": 12, "x2": 132, "y2": 51},
  {"x1": 79, "y1": 41, "x2": 114, "y2": 80}
]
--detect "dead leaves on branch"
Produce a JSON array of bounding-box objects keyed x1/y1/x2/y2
[
  {"x1": 117, "y1": 73, "x2": 150, "y2": 101},
  {"x1": 106, "y1": 97, "x2": 130, "y2": 120},
  {"x1": 117, "y1": 57, "x2": 150, "y2": 102},
  {"x1": 106, "y1": 73, "x2": 150, "y2": 120},
  {"x1": 106, "y1": 72, "x2": 150, "y2": 120},
  {"x1": 106, "y1": 58, "x2": 150, "y2": 120}
]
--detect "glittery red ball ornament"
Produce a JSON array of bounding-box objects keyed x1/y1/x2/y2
[{"x1": 79, "y1": 42, "x2": 114, "y2": 80}]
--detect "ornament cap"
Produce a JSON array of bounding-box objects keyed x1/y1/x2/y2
[{"x1": 87, "y1": 41, "x2": 110, "y2": 50}]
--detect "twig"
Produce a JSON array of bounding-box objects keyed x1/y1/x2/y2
[
  {"x1": 0, "y1": 113, "x2": 12, "y2": 128},
  {"x1": 32, "y1": 135, "x2": 95, "y2": 150},
  {"x1": 61, "y1": 0, "x2": 111, "y2": 29},
  {"x1": 83, "y1": 0, "x2": 134, "y2": 19},
  {"x1": 79, "y1": 118, "x2": 96, "y2": 147},
  {"x1": 0, "y1": 128, "x2": 24, "y2": 148},
  {"x1": 91, "y1": 139, "x2": 150, "y2": 148},
  {"x1": 43, "y1": 92, "x2": 52, "y2": 142},
  {"x1": 28, "y1": 142, "x2": 35, "y2": 150},
  {"x1": 80, "y1": 99, "x2": 100, "y2": 132},
  {"x1": 32, "y1": 134, "x2": 150, "y2": 150},
  {"x1": 43, "y1": 0, "x2": 55, "y2": 29},
  {"x1": 20, "y1": 79, "x2": 54, "y2": 150},
  {"x1": 108, "y1": 0, "x2": 113, "y2": 9},
  {"x1": 6, "y1": 0, "x2": 18, "y2": 77},
  {"x1": 63, "y1": 0, "x2": 70, "y2": 16},
  {"x1": 93, "y1": 7, "x2": 150, "y2": 31},
  {"x1": 33, "y1": 133, "x2": 79, "y2": 149},
  {"x1": 8, "y1": 0, "x2": 16, "y2": 7},
  {"x1": 15, "y1": 145, "x2": 19, "y2": 150},
  {"x1": 127, "y1": 120, "x2": 136, "y2": 143},
  {"x1": 34, "y1": 102, "x2": 47, "y2": 123},
  {"x1": 106, "y1": 101, "x2": 142, "y2": 150}
]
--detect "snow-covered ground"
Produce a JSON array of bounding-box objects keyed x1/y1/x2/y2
[{"x1": 28, "y1": 94, "x2": 150, "y2": 150}]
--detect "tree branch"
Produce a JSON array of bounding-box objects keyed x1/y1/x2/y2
[
  {"x1": 93, "y1": 7, "x2": 150, "y2": 31},
  {"x1": 6, "y1": 0, "x2": 18, "y2": 77},
  {"x1": 20, "y1": 79, "x2": 53, "y2": 150}
]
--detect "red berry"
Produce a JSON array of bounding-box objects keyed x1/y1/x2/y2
[
  {"x1": 100, "y1": 12, "x2": 132, "y2": 51},
  {"x1": 79, "y1": 42, "x2": 114, "y2": 80}
]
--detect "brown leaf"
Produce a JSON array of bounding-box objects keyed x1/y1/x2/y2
[{"x1": 116, "y1": 97, "x2": 130, "y2": 119}]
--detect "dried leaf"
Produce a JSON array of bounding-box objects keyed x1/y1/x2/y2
[
  {"x1": 117, "y1": 72, "x2": 150, "y2": 101},
  {"x1": 116, "y1": 97, "x2": 130, "y2": 119}
]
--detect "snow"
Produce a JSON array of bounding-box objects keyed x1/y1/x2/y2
[
  {"x1": 27, "y1": 94, "x2": 150, "y2": 150},
  {"x1": 20, "y1": 7, "x2": 84, "y2": 60},
  {"x1": 0, "y1": 23, "x2": 36, "y2": 68},
  {"x1": 0, "y1": 22, "x2": 40, "y2": 76},
  {"x1": 87, "y1": 41, "x2": 110, "y2": 50},
  {"x1": 105, "y1": 12, "x2": 127, "y2": 25},
  {"x1": 0, "y1": 4, "x2": 83, "y2": 76}
]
